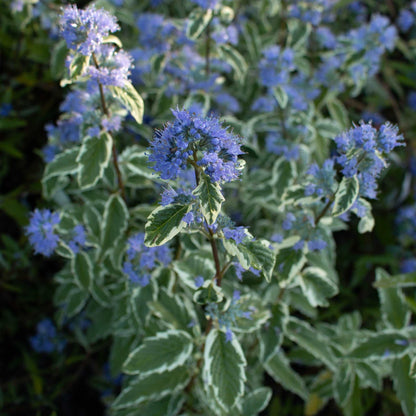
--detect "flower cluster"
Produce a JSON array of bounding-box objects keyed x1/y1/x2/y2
[
  {"x1": 148, "y1": 108, "x2": 243, "y2": 183},
  {"x1": 25, "y1": 209, "x2": 61, "y2": 257},
  {"x1": 334, "y1": 122, "x2": 404, "y2": 199},
  {"x1": 123, "y1": 233, "x2": 172, "y2": 287},
  {"x1": 30, "y1": 318, "x2": 66, "y2": 354},
  {"x1": 60, "y1": 5, "x2": 119, "y2": 56}
]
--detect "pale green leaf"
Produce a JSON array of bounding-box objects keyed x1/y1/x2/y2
[
  {"x1": 332, "y1": 176, "x2": 359, "y2": 217},
  {"x1": 193, "y1": 174, "x2": 224, "y2": 225},
  {"x1": 333, "y1": 362, "x2": 354, "y2": 406},
  {"x1": 285, "y1": 317, "x2": 336, "y2": 370},
  {"x1": 186, "y1": 9, "x2": 213, "y2": 39},
  {"x1": 109, "y1": 82, "x2": 144, "y2": 124},
  {"x1": 276, "y1": 247, "x2": 306, "y2": 286},
  {"x1": 347, "y1": 330, "x2": 411, "y2": 360},
  {"x1": 203, "y1": 329, "x2": 247, "y2": 411},
  {"x1": 144, "y1": 203, "x2": 192, "y2": 247},
  {"x1": 101, "y1": 194, "x2": 129, "y2": 255},
  {"x1": 43, "y1": 147, "x2": 79, "y2": 180},
  {"x1": 241, "y1": 387, "x2": 272, "y2": 416},
  {"x1": 376, "y1": 268, "x2": 410, "y2": 329},
  {"x1": 72, "y1": 251, "x2": 92, "y2": 290},
  {"x1": 300, "y1": 267, "x2": 338, "y2": 307},
  {"x1": 264, "y1": 351, "x2": 308, "y2": 400},
  {"x1": 77, "y1": 133, "x2": 113, "y2": 189},
  {"x1": 123, "y1": 330, "x2": 193, "y2": 376},
  {"x1": 392, "y1": 356, "x2": 416, "y2": 416},
  {"x1": 272, "y1": 86, "x2": 288, "y2": 109},
  {"x1": 218, "y1": 44, "x2": 248, "y2": 81},
  {"x1": 112, "y1": 366, "x2": 190, "y2": 409}
]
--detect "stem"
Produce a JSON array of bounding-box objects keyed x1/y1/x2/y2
[
  {"x1": 192, "y1": 154, "x2": 222, "y2": 285},
  {"x1": 314, "y1": 196, "x2": 334, "y2": 227},
  {"x1": 91, "y1": 53, "x2": 126, "y2": 201}
]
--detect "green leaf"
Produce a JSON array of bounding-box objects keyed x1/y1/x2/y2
[
  {"x1": 50, "y1": 39, "x2": 68, "y2": 80},
  {"x1": 203, "y1": 329, "x2": 247, "y2": 411},
  {"x1": 218, "y1": 44, "x2": 248, "y2": 81},
  {"x1": 392, "y1": 356, "x2": 416, "y2": 416},
  {"x1": 186, "y1": 9, "x2": 213, "y2": 39},
  {"x1": 64, "y1": 287, "x2": 89, "y2": 318},
  {"x1": 102, "y1": 34, "x2": 123, "y2": 48},
  {"x1": 223, "y1": 238, "x2": 275, "y2": 281},
  {"x1": 275, "y1": 246, "x2": 306, "y2": 286},
  {"x1": 174, "y1": 255, "x2": 215, "y2": 287},
  {"x1": 112, "y1": 366, "x2": 190, "y2": 410},
  {"x1": 72, "y1": 251, "x2": 93, "y2": 290},
  {"x1": 243, "y1": 239, "x2": 276, "y2": 282},
  {"x1": 101, "y1": 194, "x2": 129, "y2": 255},
  {"x1": 285, "y1": 317, "x2": 336, "y2": 370},
  {"x1": 123, "y1": 330, "x2": 193, "y2": 376},
  {"x1": 264, "y1": 351, "x2": 308, "y2": 400},
  {"x1": 287, "y1": 19, "x2": 311, "y2": 50},
  {"x1": 77, "y1": 133, "x2": 112, "y2": 189},
  {"x1": 144, "y1": 203, "x2": 192, "y2": 247},
  {"x1": 355, "y1": 362, "x2": 382, "y2": 391},
  {"x1": 356, "y1": 199, "x2": 374, "y2": 233},
  {"x1": 333, "y1": 362, "x2": 354, "y2": 406},
  {"x1": 376, "y1": 268, "x2": 410, "y2": 329},
  {"x1": 300, "y1": 267, "x2": 338, "y2": 307},
  {"x1": 327, "y1": 98, "x2": 349, "y2": 129},
  {"x1": 347, "y1": 330, "x2": 411, "y2": 360},
  {"x1": 241, "y1": 387, "x2": 272, "y2": 416},
  {"x1": 66, "y1": 54, "x2": 89, "y2": 82},
  {"x1": 193, "y1": 174, "x2": 224, "y2": 225},
  {"x1": 110, "y1": 336, "x2": 138, "y2": 377},
  {"x1": 148, "y1": 288, "x2": 196, "y2": 332},
  {"x1": 373, "y1": 271, "x2": 416, "y2": 289},
  {"x1": 272, "y1": 158, "x2": 295, "y2": 198},
  {"x1": 109, "y1": 82, "x2": 144, "y2": 124},
  {"x1": 272, "y1": 86, "x2": 288, "y2": 109},
  {"x1": 43, "y1": 147, "x2": 79, "y2": 180},
  {"x1": 332, "y1": 176, "x2": 359, "y2": 217},
  {"x1": 259, "y1": 302, "x2": 288, "y2": 363},
  {"x1": 194, "y1": 280, "x2": 224, "y2": 304}
]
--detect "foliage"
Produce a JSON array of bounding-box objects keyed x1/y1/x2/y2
[{"x1": 4, "y1": 0, "x2": 416, "y2": 415}]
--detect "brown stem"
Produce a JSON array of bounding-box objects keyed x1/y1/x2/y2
[
  {"x1": 91, "y1": 53, "x2": 126, "y2": 201},
  {"x1": 314, "y1": 196, "x2": 334, "y2": 227}
]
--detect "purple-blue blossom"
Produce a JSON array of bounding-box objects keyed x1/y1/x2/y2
[
  {"x1": 60, "y1": 5, "x2": 119, "y2": 56},
  {"x1": 190, "y1": 0, "x2": 219, "y2": 9},
  {"x1": 223, "y1": 226, "x2": 247, "y2": 244},
  {"x1": 397, "y1": 9, "x2": 414, "y2": 32},
  {"x1": 148, "y1": 108, "x2": 243, "y2": 183},
  {"x1": 68, "y1": 225, "x2": 87, "y2": 254},
  {"x1": 26, "y1": 209, "x2": 61, "y2": 257},
  {"x1": 88, "y1": 46, "x2": 133, "y2": 87},
  {"x1": 123, "y1": 233, "x2": 171, "y2": 286},
  {"x1": 333, "y1": 122, "x2": 404, "y2": 200},
  {"x1": 30, "y1": 318, "x2": 66, "y2": 353}
]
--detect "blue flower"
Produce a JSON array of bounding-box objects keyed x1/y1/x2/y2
[
  {"x1": 148, "y1": 108, "x2": 243, "y2": 183},
  {"x1": 30, "y1": 318, "x2": 66, "y2": 354},
  {"x1": 88, "y1": 46, "x2": 133, "y2": 87},
  {"x1": 123, "y1": 233, "x2": 171, "y2": 286},
  {"x1": 26, "y1": 209, "x2": 61, "y2": 257},
  {"x1": 397, "y1": 9, "x2": 415, "y2": 32},
  {"x1": 68, "y1": 225, "x2": 87, "y2": 254},
  {"x1": 223, "y1": 226, "x2": 247, "y2": 245},
  {"x1": 60, "y1": 5, "x2": 119, "y2": 56},
  {"x1": 195, "y1": 276, "x2": 205, "y2": 288}
]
